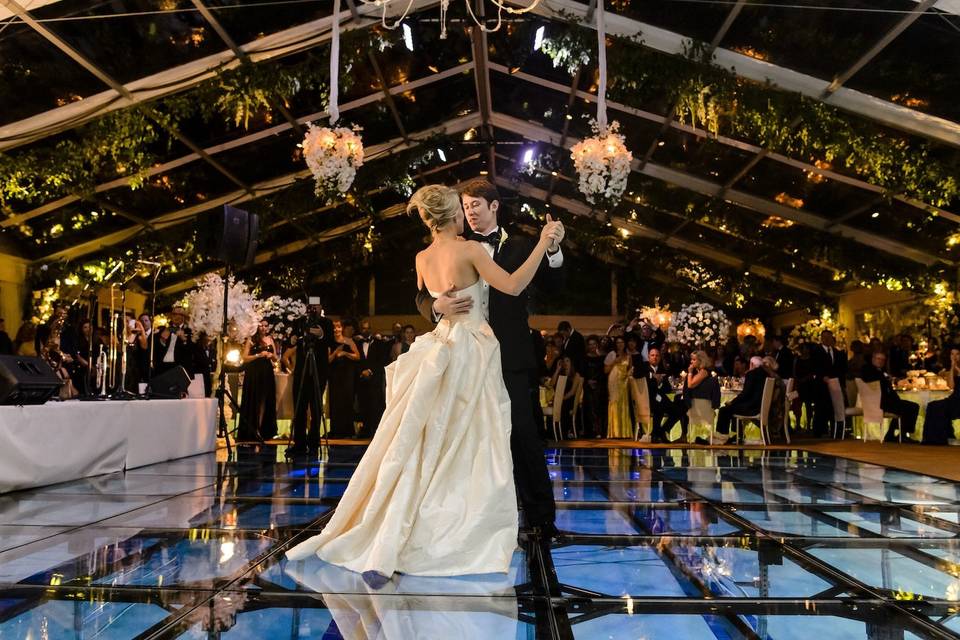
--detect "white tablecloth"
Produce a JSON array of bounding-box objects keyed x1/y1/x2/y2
[{"x1": 0, "y1": 398, "x2": 218, "y2": 493}]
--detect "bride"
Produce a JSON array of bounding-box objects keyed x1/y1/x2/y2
[{"x1": 286, "y1": 184, "x2": 562, "y2": 583}]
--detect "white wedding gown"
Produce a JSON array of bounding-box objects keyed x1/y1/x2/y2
[{"x1": 286, "y1": 280, "x2": 519, "y2": 577}]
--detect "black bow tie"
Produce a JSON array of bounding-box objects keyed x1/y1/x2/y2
[{"x1": 470, "y1": 229, "x2": 502, "y2": 247}]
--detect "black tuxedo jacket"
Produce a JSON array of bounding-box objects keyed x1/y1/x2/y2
[
  {"x1": 357, "y1": 336, "x2": 392, "y2": 380},
  {"x1": 729, "y1": 367, "x2": 768, "y2": 414},
  {"x1": 814, "y1": 344, "x2": 847, "y2": 380},
  {"x1": 152, "y1": 327, "x2": 194, "y2": 372},
  {"x1": 416, "y1": 231, "x2": 565, "y2": 372},
  {"x1": 561, "y1": 330, "x2": 586, "y2": 372},
  {"x1": 774, "y1": 346, "x2": 795, "y2": 379},
  {"x1": 633, "y1": 360, "x2": 672, "y2": 402}
]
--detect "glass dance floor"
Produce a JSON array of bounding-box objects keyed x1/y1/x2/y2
[{"x1": 2, "y1": 445, "x2": 960, "y2": 639}]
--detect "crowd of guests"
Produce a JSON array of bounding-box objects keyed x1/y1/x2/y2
[{"x1": 535, "y1": 318, "x2": 960, "y2": 446}]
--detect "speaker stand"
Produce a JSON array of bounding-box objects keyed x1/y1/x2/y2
[{"x1": 216, "y1": 267, "x2": 234, "y2": 455}]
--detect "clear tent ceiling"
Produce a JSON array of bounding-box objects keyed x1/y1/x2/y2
[{"x1": 1, "y1": 0, "x2": 959, "y2": 314}]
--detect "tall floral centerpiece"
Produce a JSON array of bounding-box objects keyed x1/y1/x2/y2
[
  {"x1": 638, "y1": 300, "x2": 673, "y2": 331},
  {"x1": 183, "y1": 273, "x2": 262, "y2": 340},
  {"x1": 789, "y1": 309, "x2": 847, "y2": 349},
  {"x1": 668, "y1": 302, "x2": 731, "y2": 349},
  {"x1": 570, "y1": 0, "x2": 632, "y2": 209},
  {"x1": 258, "y1": 295, "x2": 307, "y2": 342}
]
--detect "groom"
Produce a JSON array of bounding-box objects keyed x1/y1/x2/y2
[{"x1": 416, "y1": 178, "x2": 565, "y2": 538}]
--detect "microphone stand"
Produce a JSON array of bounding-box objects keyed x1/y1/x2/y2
[
  {"x1": 143, "y1": 261, "x2": 162, "y2": 400},
  {"x1": 110, "y1": 269, "x2": 139, "y2": 400}
]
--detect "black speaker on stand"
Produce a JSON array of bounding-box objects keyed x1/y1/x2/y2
[{"x1": 196, "y1": 205, "x2": 259, "y2": 454}]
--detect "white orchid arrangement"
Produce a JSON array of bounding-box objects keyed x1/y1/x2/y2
[
  {"x1": 667, "y1": 302, "x2": 731, "y2": 348},
  {"x1": 301, "y1": 123, "x2": 364, "y2": 202},
  {"x1": 570, "y1": 120, "x2": 632, "y2": 209},
  {"x1": 258, "y1": 295, "x2": 307, "y2": 340},
  {"x1": 183, "y1": 273, "x2": 262, "y2": 340},
  {"x1": 789, "y1": 311, "x2": 848, "y2": 349}
]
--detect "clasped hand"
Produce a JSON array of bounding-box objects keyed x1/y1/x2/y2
[{"x1": 434, "y1": 215, "x2": 564, "y2": 317}]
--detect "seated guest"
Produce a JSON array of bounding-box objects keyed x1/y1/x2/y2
[
  {"x1": 238, "y1": 319, "x2": 279, "y2": 442},
  {"x1": 681, "y1": 350, "x2": 721, "y2": 443},
  {"x1": 714, "y1": 356, "x2": 769, "y2": 444},
  {"x1": 543, "y1": 342, "x2": 561, "y2": 378},
  {"x1": 922, "y1": 348, "x2": 960, "y2": 445},
  {"x1": 923, "y1": 346, "x2": 943, "y2": 374},
  {"x1": 847, "y1": 340, "x2": 867, "y2": 380},
  {"x1": 639, "y1": 347, "x2": 685, "y2": 443},
  {"x1": 582, "y1": 335, "x2": 608, "y2": 438},
  {"x1": 550, "y1": 356, "x2": 583, "y2": 439},
  {"x1": 861, "y1": 350, "x2": 919, "y2": 443}
]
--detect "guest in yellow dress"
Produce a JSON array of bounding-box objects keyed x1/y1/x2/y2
[{"x1": 605, "y1": 336, "x2": 633, "y2": 438}]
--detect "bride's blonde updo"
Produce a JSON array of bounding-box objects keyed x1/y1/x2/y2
[{"x1": 407, "y1": 185, "x2": 460, "y2": 232}]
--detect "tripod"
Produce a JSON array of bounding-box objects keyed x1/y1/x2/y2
[
  {"x1": 216, "y1": 267, "x2": 236, "y2": 454},
  {"x1": 287, "y1": 344, "x2": 328, "y2": 456}
]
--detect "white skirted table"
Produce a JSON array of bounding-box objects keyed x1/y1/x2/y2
[{"x1": 0, "y1": 398, "x2": 218, "y2": 493}]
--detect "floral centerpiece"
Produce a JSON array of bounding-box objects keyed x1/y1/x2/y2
[
  {"x1": 301, "y1": 123, "x2": 364, "y2": 202},
  {"x1": 183, "y1": 273, "x2": 262, "y2": 340},
  {"x1": 258, "y1": 295, "x2": 307, "y2": 341},
  {"x1": 788, "y1": 310, "x2": 847, "y2": 349},
  {"x1": 638, "y1": 300, "x2": 673, "y2": 331},
  {"x1": 570, "y1": 120, "x2": 632, "y2": 209},
  {"x1": 667, "y1": 302, "x2": 731, "y2": 349}
]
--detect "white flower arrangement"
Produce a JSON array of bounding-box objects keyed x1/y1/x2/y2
[
  {"x1": 301, "y1": 123, "x2": 364, "y2": 202},
  {"x1": 570, "y1": 120, "x2": 632, "y2": 209},
  {"x1": 638, "y1": 300, "x2": 673, "y2": 330},
  {"x1": 258, "y1": 295, "x2": 307, "y2": 340},
  {"x1": 183, "y1": 273, "x2": 262, "y2": 340},
  {"x1": 667, "y1": 302, "x2": 732, "y2": 348},
  {"x1": 789, "y1": 311, "x2": 847, "y2": 349}
]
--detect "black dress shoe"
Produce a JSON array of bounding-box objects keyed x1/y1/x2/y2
[{"x1": 285, "y1": 445, "x2": 308, "y2": 457}]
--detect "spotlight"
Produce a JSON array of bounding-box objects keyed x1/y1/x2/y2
[
  {"x1": 402, "y1": 23, "x2": 413, "y2": 51},
  {"x1": 522, "y1": 148, "x2": 534, "y2": 164},
  {"x1": 225, "y1": 349, "x2": 241, "y2": 366},
  {"x1": 437, "y1": 148, "x2": 447, "y2": 162},
  {"x1": 871, "y1": 211, "x2": 880, "y2": 218},
  {"x1": 534, "y1": 26, "x2": 545, "y2": 51}
]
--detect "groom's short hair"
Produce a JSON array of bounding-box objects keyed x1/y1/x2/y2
[{"x1": 459, "y1": 178, "x2": 500, "y2": 207}]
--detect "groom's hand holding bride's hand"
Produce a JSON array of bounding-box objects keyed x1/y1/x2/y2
[
  {"x1": 433, "y1": 284, "x2": 474, "y2": 318},
  {"x1": 543, "y1": 214, "x2": 564, "y2": 253}
]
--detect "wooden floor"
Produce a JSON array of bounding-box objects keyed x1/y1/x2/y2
[{"x1": 253, "y1": 436, "x2": 960, "y2": 482}]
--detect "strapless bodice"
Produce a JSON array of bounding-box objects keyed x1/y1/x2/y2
[{"x1": 428, "y1": 280, "x2": 485, "y2": 325}]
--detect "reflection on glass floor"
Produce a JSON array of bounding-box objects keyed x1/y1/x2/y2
[{"x1": 2, "y1": 446, "x2": 960, "y2": 638}]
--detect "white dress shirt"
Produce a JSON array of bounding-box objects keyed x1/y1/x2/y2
[{"x1": 475, "y1": 227, "x2": 563, "y2": 322}]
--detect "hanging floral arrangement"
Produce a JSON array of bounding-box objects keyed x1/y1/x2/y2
[
  {"x1": 571, "y1": 120, "x2": 632, "y2": 209},
  {"x1": 302, "y1": 123, "x2": 364, "y2": 202},
  {"x1": 638, "y1": 300, "x2": 673, "y2": 330},
  {"x1": 570, "y1": 0, "x2": 632, "y2": 209},
  {"x1": 736, "y1": 318, "x2": 766, "y2": 342},
  {"x1": 183, "y1": 273, "x2": 262, "y2": 340},
  {"x1": 668, "y1": 302, "x2": 731, "y2": 349}
]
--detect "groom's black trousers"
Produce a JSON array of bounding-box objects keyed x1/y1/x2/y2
[{"x1": 503, "y1": 369, "x2": 556, "y2": 527}]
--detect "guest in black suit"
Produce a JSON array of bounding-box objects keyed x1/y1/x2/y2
[
  {"x1": 153, "y1": 305, "x2": 193, "y2": 375},
  {"x1": 861, "y1": 350, "x2": 919, "y2": 442},
  {"x1": 633, "y1": 322, "x2": 664, "y2": 362},
  {"x1": 715, "y1": 356, "x2": 769, "y2": 442},
  {"x1": 356, "y1": 328, "x2": 392, "y2": 438},
  {"x1": 417, "y1": 178, "x2": 565, "y2": 537},
  {"x1": 768, "y1": 335, "x2": 794, "y2": 381},
  {"x1": 637, "y1": 347, "x2": 685, "y2": 443},
  {"x1": 287, "y1": 298, "x2": 336, "y2": 455},
  {"x1": 557, "y1": 321, "x2": 586, "y2": 373},
  {"x1": 812, "y1": 329, "x2": 847, "y2": 437}
]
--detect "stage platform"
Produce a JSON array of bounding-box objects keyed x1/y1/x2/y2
[
  {"x1": 0, "y1": 443, "x2": 958, "y2": 638},
  {"x1": 0, "y1": 398, "x2": 217, "y2": 493}
]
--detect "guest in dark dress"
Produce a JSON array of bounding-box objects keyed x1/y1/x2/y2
[
  {"x1": 681, "y1": 350, "x2": 721, "y2": 443},
  {"x1": 582, "y1": 335, "x2": 608, "y2": 438},
  {"x1": 328, "y1": 318, "x2": 361, "y2": 439},
  {"x1": 237, "y1": 320, "x2": 279, "y2": 442},
  {"x1": 923, "y1": 348, "x2": 960, "y2": 445}
]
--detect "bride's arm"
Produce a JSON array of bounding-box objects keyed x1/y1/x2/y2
[{"x1": 467, "y1": 221, "x2": 561, "y2": 296}]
